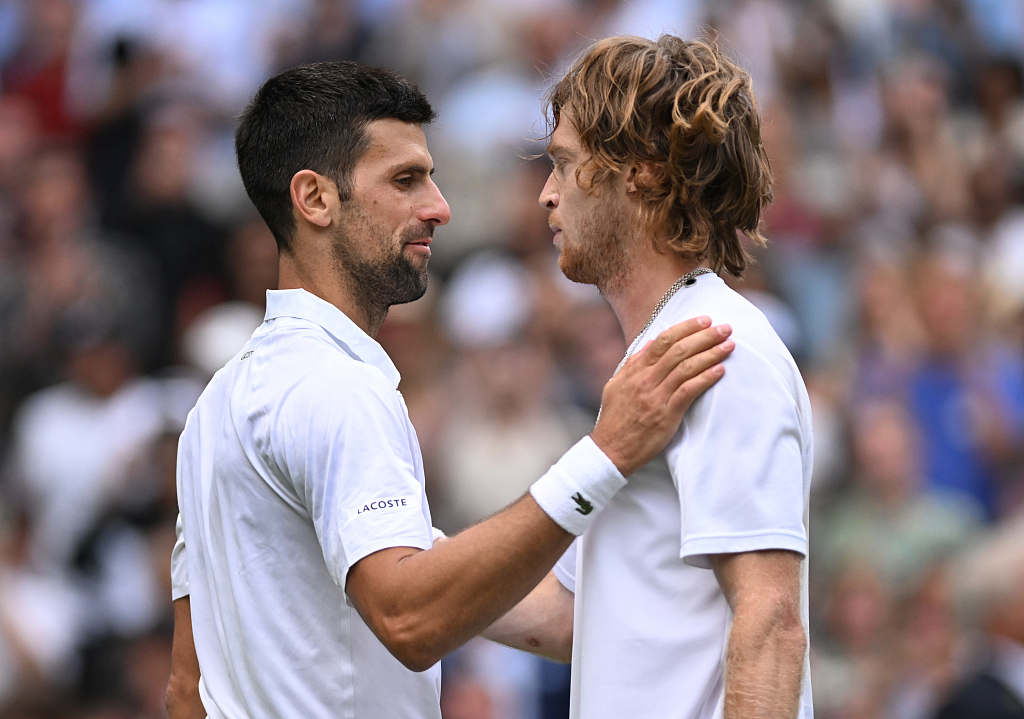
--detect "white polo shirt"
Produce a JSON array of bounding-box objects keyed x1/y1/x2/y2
[
  {"x1": 172, "y1": 288, "x2": 440, "y2": 719},
  {"x1": 555, "y1": 273, "x2": 813, "y2": 719}
]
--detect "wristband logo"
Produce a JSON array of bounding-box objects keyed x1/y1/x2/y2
[{"x1": 571, "y1": 492, "x2": 594, "y2": 515}]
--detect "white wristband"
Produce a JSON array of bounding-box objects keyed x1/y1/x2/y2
[{"x1": 530, "y1": 436, "x2": 627, "y2": 535}]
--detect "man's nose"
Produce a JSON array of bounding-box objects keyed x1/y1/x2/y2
[
  {"x1": 421, "y1": 179, "x2": 451, "y2": 226},
  {"x1": 538, "y1": 172, "x2": 558, "y2": 210}
]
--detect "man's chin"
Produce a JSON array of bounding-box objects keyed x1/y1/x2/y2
[
  {"x1": 389, "y1": 270, "x2": 429, "y2": 305},
  {"x1": 390, "y1": 285, "x2": 428, "y2": 306},
  {"x1": 558, "y1": 252, "x2": 598, "y2": 286}
]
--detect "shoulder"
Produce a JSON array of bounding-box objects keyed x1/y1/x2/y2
[
  {"x1": 651, "y1": 278, "x2": 791, "y2": 364},
  {"x1": 277, "y1": 349, "x2": 401, "y2": 427},
  {"x1": 253, "y1": 321, "x2": 398, "y2": 404},
  {"x1": 194, "y1": 322, "x2": 404, "y2": 445}
]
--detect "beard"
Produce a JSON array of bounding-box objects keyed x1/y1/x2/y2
[
  {"x1": 557, "y1": 201, "x2": 631, "y2": 295},
  {"x1": 331, "y1": 216, "x2": 431, "y2": 323}
]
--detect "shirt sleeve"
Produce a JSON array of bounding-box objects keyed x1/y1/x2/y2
[
  {"x1": 666, "y1": 341, "x2": 809, "y2": 568},
  {"x1": 269, "y1": 362, "x2": 432, "y2": 592},
  {"x1": 553, "y1": 539, "x2": 577, "y2": 594},
  {"x1": 171, "y1": 513, "x2": 189, "y2": 600}
]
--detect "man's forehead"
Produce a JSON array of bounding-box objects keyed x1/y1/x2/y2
[
  {"x1": 361, "y1": 118, "x2": 432, "y2": 165},
  {"x1": 547, "y1": 115, "x2": 581, "y2": 155}
]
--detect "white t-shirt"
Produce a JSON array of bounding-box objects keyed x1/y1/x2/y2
[
  {"x1": 173, "y1": 288, "x2": 440, "y2": 719},
  {"x1": 554, "y1": 273, "x2": 813, "y2": 719}
]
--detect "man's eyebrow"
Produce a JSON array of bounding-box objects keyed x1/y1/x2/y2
[
  {"x1": 385, "y1": 162, "x2": 434, "y2": 177},
  {"x1": 546, "y1": 144, "x2": 576, "y2": 159}
]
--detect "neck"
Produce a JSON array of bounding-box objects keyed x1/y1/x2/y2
[
  {"x1": 602, "y1": 248, "x2": 704, "y2": 346},
  {"x1": 278, "y1": 247, "x2": 385, "y2": 337}
]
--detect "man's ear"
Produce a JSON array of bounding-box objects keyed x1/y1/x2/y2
[
  {"x1": 625, "y1": 162, "x2": 655, "y2": 198},
  {"x1": 290, "y1": 170, "x2": 337, "y2": 229}
]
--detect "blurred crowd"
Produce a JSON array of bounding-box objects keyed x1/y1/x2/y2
[{"x1": 0, "y1": 0, "x2": 1021, "y2": 718}]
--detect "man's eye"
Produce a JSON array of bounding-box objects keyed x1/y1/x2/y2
[{"x1": 395, "y1": 176, "x2": 413, "y2": 187}]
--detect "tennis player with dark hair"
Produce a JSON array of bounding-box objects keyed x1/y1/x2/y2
[
  {"x1": 484, "y1": 36, "x2": 813, "y2": 719},
  {"x1": 165, "y1": 61, "x2": 735, "y2": 719}
]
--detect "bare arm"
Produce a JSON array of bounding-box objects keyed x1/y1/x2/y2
[
  {"x1": 482, "y1": 571, "x2": 574, "y2": 662},
  {"x1": 346, "y1": 318, "x2": 734, "y2": 672},
  {"x1": 710, "y1": 550, "x2": 807, "y2": 719},
  {"x1": 166, "y1": 597, "x2": 206, "y2": 719}
]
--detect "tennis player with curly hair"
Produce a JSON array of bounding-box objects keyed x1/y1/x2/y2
[{"x1": 484, "y1": 36, "x2": 814, "y2": 719}]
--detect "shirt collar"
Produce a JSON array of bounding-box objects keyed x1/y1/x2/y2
[{"x1": 264, "y1": 289, "x2": 401, "y2": 389}]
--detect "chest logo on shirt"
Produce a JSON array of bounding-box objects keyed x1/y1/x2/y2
[
  {"x1": 355, "y1": 497, "x2": 412, "y2": 515},
  {"x1": 572, "y1": 492, "x2": 593, "y2": 515}
]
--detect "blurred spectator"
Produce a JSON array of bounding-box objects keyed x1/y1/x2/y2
[
  {"x1": 935, "y1": 514, "x2": 1024, "y2": 719},
  {"x1": 957, "y1": 57, "x2": 1024, "y2": 170},
  {"x1": 67, "y1": 0, "x2": 306, "y2": 121},
  {"x1": 362, "y1": 0, "x2": 511, "y2": 104},
  {"x1": 852, "y1": 248, "x2": 928, "y2": 399},
  {"x1": 1, "y1": 0, "x2": 80, "y2": 139},
  {"x1": 5, "y1": 304, "x2": 167, "y2": 574},
  {"x1": 909, "y1": 247, "x2": 1024, "y2": 518},
  {"x1": 277, "y1": 0, "x2": 370, "y2": 66},
  {"x1": 0, "y1": 510, "x2": 84, "y2": 712},
  {"x1": 812, "y1": 562, "x2": 897, "y2": 718},
  {"x1": 103, "y1": 104, "x2": 228, "y2": 363},
  {"x1": 0, "y1": 146, "x2": 161, "y2": 439},
  {"x1": 869, "y1": 56, "x2": 971, "y2": 235},
  {"x1": 818, "y1": 398, "x2": 982, "y2": 594},
  {"x1": 0, "y1": 94, "x2": 40, "y2": 241}
]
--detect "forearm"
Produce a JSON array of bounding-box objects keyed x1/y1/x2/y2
[
  {"x1": 348, "y1": 494, "x2": 573, "y2": 671},
  {"x1": 167, "y1": 675, "x2": 207, "y2": 719},
  {"x1": 722, "y1": 605, "x2": 806, "y2": 719},
  {"x1": 167, "y1": 597, "x2": 206, "y2": 719},
  {"x1": 481, "y1": 571, "x2": 574, "y2": 662}
]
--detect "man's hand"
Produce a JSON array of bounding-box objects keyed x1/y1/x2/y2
[{"x1": 592, "y1": 316, "x2": 733, "y2": 476}]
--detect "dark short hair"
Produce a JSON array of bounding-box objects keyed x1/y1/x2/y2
[
  {"x1": 235, "y1": 61, "x2": 435, "y2": 251},
  {"x1": 547, "y1": 36, "x2": 772, "y2": 277}
]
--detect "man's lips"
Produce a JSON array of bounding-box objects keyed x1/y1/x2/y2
[{"x1": 405, "y1": 237, "x2": 432, "y2": 256}]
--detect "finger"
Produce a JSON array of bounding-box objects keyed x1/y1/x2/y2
[
  {"x1": 647, "y1": 324, "x2": 733, "y2": 385},
  {"x1": 658, "y1": 338, "x2": 734, "y2": 393},
  {"x1": 634, "y1": 316, "x2": 712, "y2": 366},
  {"x1": 666, "y1": 363, "x2": 727, "y2": 416}
]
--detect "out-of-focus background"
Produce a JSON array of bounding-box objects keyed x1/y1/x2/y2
[{"x1": 0, "y1": 0, "x2": 1021, "y2": 717}]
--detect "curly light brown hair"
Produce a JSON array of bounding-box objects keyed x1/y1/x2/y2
[{"x1": 546, "y1": 35, "x2": 772, "y2": 277}]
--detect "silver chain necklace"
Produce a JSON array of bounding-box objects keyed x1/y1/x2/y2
[{"x1": 624, "y1": 267, "x2": 715, "y2": 359}]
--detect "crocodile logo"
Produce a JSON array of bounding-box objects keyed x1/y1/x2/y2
[{"x1": 571, "y1": 492, "x2": 593, "y2": 515}]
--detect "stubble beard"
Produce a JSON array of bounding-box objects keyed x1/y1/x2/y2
[
  {"x1": 557, "y1": 202, "x2": 632, "y2": 296},
  {"x1": 331, "y1": 214, "x2": 431, "y2": 329}
]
